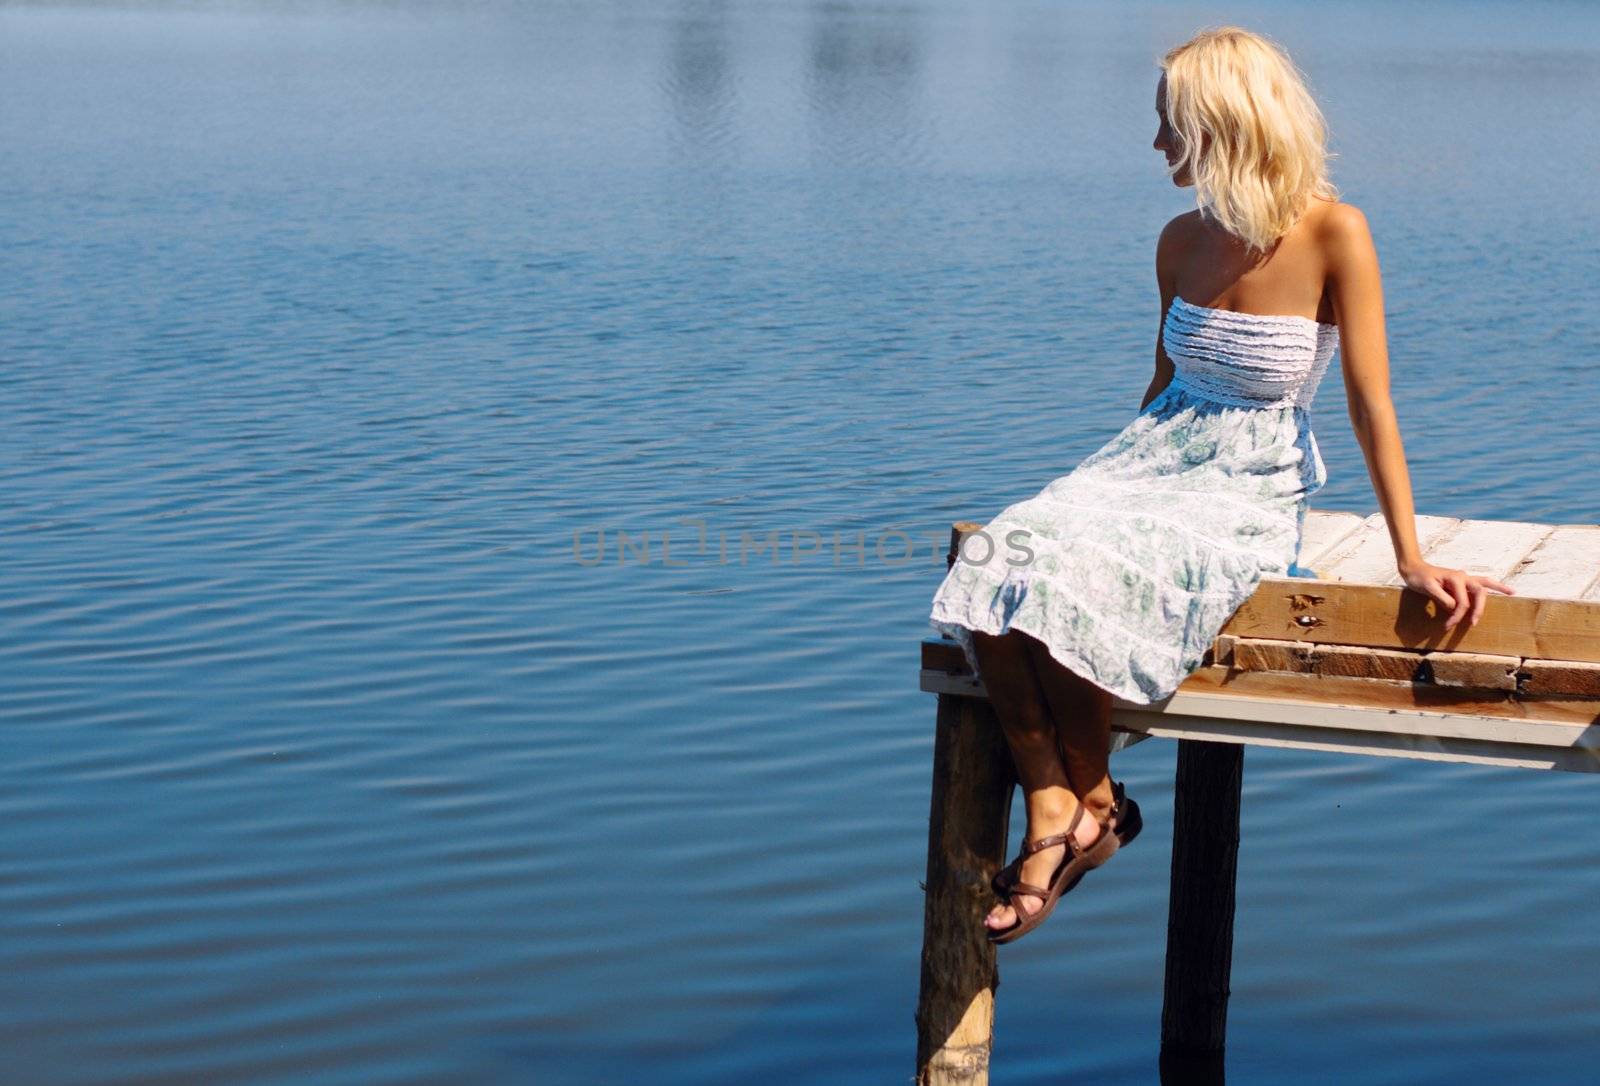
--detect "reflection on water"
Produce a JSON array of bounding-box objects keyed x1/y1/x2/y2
[{"x1": 1, "y1": 1, "x2": 1598, "y2": 1082}]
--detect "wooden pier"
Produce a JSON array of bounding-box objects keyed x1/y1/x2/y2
[{"x1": 915, "y1": 508, "x2": 1600, "y2": 1085}]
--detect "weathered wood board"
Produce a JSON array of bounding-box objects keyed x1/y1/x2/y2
[
  {"x1": 1295, "y1": 509, "x2": 1364, "y2": 570},
  {"x1": 1221, "y1": 579, "x2": 1600, "y2": 662},
  {"x1": 1505, "y1": 524, "x2": 1600, "y2": 600},
  {"x1": 1228, "y1": 509, "x2": 1600, "y2": 667},
  {"x1": 1302, "y1": 511, "x2": 1460, "y2": 584},
  {"x1": 1300, "y1": 507, "x2": 1597, "y2": 593}
]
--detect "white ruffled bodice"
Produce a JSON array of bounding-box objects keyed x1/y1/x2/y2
[{"x1": 1163, "y1": 295, "x2": 1337, "y2": 409}]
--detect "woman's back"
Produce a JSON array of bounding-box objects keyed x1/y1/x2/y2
[{"x1": 1163, "y1": 195, "x2": 1342, "y2": 327}]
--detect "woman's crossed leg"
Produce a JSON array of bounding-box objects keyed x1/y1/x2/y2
[{"x1": 972, "y1": 628, "x2": 1117, "y2": 933}]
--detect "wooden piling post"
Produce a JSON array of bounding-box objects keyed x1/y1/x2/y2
[
  {"x1": 914, "y1": 690, "x2": 1015, "y2": 1086},
  {"x1": 1160, "y1": 738, "x2": 1244, "y2": 1084},
  {"x1": 916, "y1": 523, "x2": 1017, "y2": 1085}
]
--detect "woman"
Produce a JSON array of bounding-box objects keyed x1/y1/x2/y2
[{"x1": 927, "y1": 26, "x2": 1515, "y2": 946}]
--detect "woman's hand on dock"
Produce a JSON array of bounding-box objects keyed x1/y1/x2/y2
[{"x1": 1398, "y1": 560, "x2": 1516, "y2": 630}]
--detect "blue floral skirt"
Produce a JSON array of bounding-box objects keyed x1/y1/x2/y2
[{"x1": 928, "y1": 382, "x2": 1327, "y2": 705}]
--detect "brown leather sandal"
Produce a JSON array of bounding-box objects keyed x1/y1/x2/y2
[
  {"x1": 985, "y1": 802, "x2": 1119, "y2": 945},
  {"x1": 992, "y1": 781, "x2": 1140, "y2": 899}
]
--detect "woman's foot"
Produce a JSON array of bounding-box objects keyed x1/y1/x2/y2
[{"x1": 984, "y1": 797, "x2": 1108, "y2": 933}]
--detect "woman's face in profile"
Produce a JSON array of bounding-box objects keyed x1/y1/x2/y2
[{"x1": 1154, "y1": 76, "x2": 1194, "y2": 188}]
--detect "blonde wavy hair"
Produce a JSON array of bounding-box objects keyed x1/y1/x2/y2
[{"x1": 1160, "y1": 27, "x2": 1339, "y2": 253}]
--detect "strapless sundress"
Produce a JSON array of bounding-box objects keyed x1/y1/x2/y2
[{"x1": 928, "y1": 295, "x2": 1339, "y2": 705}]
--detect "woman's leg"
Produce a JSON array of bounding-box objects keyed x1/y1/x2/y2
[
  {"x1": 973, "y1": 629, "x2": 1106, "y2": 932},
  {"x1": 1022, "y1": 632, "x2": 1117, "y2": 826}
]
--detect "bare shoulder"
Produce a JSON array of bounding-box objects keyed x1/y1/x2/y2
[
  {"x1": 1158, "y1": 209, "x2": 1203, "y2": 250},
  {"x1": 1310, "y1": 199, "x2": 1385, "y2": 335},
  {"x1": 1311, "y1": 199, "x2": 1376, "y2": 260},
  {"x1": 1156, "y1": 210, "x2": 1201, "y2": 281}
]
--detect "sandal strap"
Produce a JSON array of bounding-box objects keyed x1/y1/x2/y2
[
  {"x1": 1022, "y1": 802, "x2": 1087, "y2": 856},
  {"x1": 1086, "y1": 805, "x2": 1114, "y2": 846}
]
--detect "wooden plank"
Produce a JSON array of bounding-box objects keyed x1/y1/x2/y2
[
  {"x1": 1301, "y1": 513, "x2": 1390, "y2": 582},
  {"x1": 1521, "y1": 659, "x2": 1600, "y2": 698},
  {"x1": 1505, "y1": 524, "x2": 1600, "y2": 600},
  {"x1": 1233, "y1": 637, "x2": 1313, "y2": 673},
  {"x1": 1297, "y1": 510, "x2": 1366, "y2": 570},
  {"x1": 1122, "y1": 670, "x2": 1600, "y2": 771},
  {"x1": 918, "y1": 663, "x2": 1600, "y2": 771},
  {"x1": 1317, "y1": 513, "x2": 1462, "y2": 585},
  {"x1": 1232, "y1": 638, "x2": 1433, "y2": 684},
  {"x1": 1427, "y1": 651, "x2": 1520, "y2": 692},
  {"x1": 1221, "y1": 578, "x2": 1600, "y2": 663},
  {"x1": 1121, "y1": 718, "x2": 1600, "y2": 774},
  {"x1": 920, "y1": 657, "x2": 1600, "y2": 731},
  {"x1": 923, "y1": 637, "x2": 969, "y2": 674},
  {"x1": 1150, "y1": 665, "x2": 1600, "y2": 738},
  {"x1": 1211, "y1": 633, "x2": 1239, "y2": 668},
  {"x1": 1421, "y1": 518, "x2": 1551, "y2": 580},
  {"x1": 1309, "y1": 643, "x2": 1426, "y2": 682}
]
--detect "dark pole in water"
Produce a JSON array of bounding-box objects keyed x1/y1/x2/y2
[{"x1": 1160, "y1": 738, "x2": 1244, "y2": 1085}]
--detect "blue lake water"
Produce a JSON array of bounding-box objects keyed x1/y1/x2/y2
[{"x1": 3, "y1": 1, "x2": 1598, "y2": 1082}]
